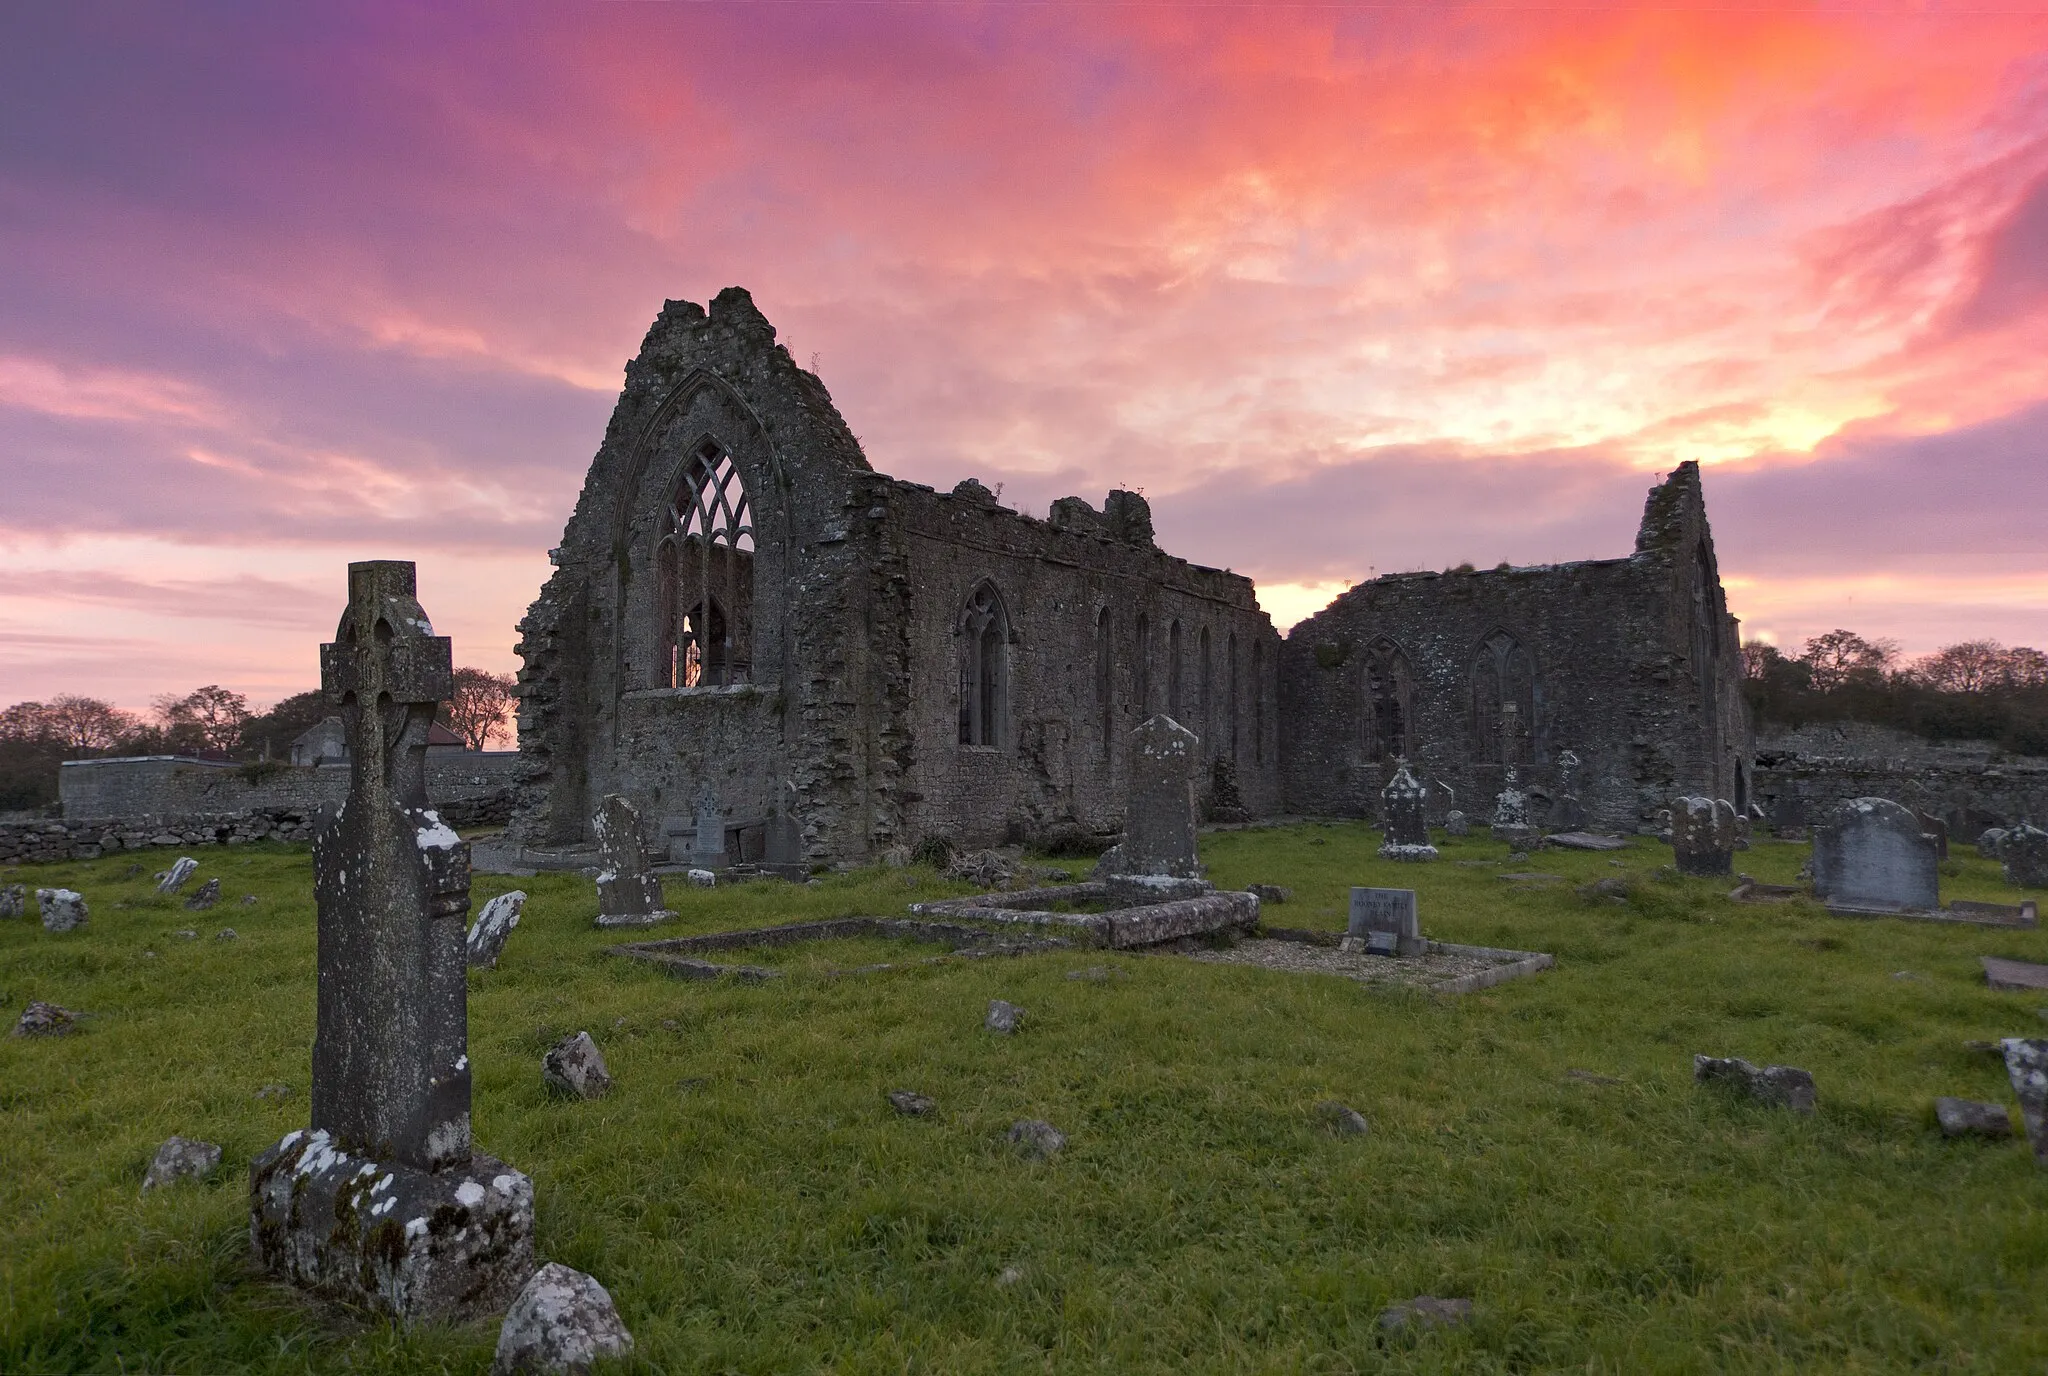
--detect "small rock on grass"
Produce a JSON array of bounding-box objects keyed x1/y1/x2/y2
[
  {"x1": 1694, "y1": 1055, "x2": 1817, "y2": 1114},
  {"x1": 213, "y1": 928, "x2": 237, "y2": 942},
  {"x1": 1007, "y1": 1119, "x2": 1065, "y2": 1160},
  {"x1": 686, "y1": 868, "x2": 716, "y2": 888},
  {"x1": 1935, "y1": 1097, "x2": 2012, "y2": 1139},
  {"x1": 543, "y1": 1032, "x2": 612, "y2": 1099},
  {"x1": 183, "y1": 878, "x2": 221, "y2": 910},
  {"x1": 985, "y1": 999, "x2": 1024, "y2": 1034},
  {"x1": 1565, "y1": 1069, "x2": 1622, "y2": 1086},
  {"x1": 1248, "y1": 883, "x2": 1291, "y2": 904},
  {"x1": 13, "y1": 1001, "x2": 76, "y2": 1037},
  {"x1": 143, "y1": 1136, "x2": 221, "y2": 1190},
  {"x1": 492, "y1": 1262, "x2": 633, "y2": 1376},
  {"x1": 240, "y1": 894, "x2": 258, "y2": 905},
  {"x1": 35, "y1": 889, "x2": 87, "y2": 932},
  {"x1": 1314, "y1": 1101, "x2": 1369, "y2": 1136},
  {"x1": 995, "y1": 1266, "x2": 1024, "y2": 1288},
  {"x1": 1379, "y1": 1296, "x2": 1474, "y2": 1332},
  {"x1": 254, "y1": 1083, "x2": 291, "y2": 1100},
  {"x1": 171, "y1": 928, "x2": 198, "y2": 940},
  {"x1": 887, "y1": 1089, "x2": 935, "y2": 1116}
]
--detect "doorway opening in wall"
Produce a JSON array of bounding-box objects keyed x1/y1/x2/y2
[{"x1": 658, "y1": 441, "x2": 754, "y2": 688}]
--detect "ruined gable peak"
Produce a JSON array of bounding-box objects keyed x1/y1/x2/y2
[{"x1": 1634, "y1": 460, "x2": 1706, "y2": 555}]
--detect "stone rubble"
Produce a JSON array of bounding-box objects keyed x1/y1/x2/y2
[{"x1": 886, "y1": 1090, "x2": 936, "y2": 1116}]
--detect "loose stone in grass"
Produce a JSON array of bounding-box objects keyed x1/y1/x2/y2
[
  {"x1": 1693, "y1": 1055, "x2": 1817, "y2": 1114},
  {"x1": 492, "y1": 1262, "x2": 634, "y2": 1376},
  {"x1": 887, "y1": 1089, "x2": 936, "y2": 1116},
  {"x1": 240, "y1": 893, "x2": 257, "y2": 905},
  {"x1": 212, "y1": 928, "x2": 236, "y2": 942},
  {"x1": 543, "y1": 1032, "x2": 612, "y2": 1099},
  {"x1": 171, "y1": 928, "x2": 198, "y2": 940},
  {"x1": 183, "y1": 878, "x2": 221, "y2": 910},
  {"x1": 468, "y1": 890, "x2": 526, "y2": 969},
  {"x1": 255, "y1": 1083, "x2": 292, "y2": 1100},
  {"x1": 142, "y1": 1136, "x2": 221, "y2": 1190},
  {"x1": 985, "y1": 999, "x2": 1025, "y2": 1034},
  {"x1": 12, "y1": 1000, "x2": 76, "y2": 1036},
  {"x1": 1315, "y1": 1101, "x2": 1369, "y2": 1136},
  {"x1": 1247, "y1": 884, "x2": 1291, "y2": 904},
  {"x1": 0, "y1": 884, "x2": 24, "y2": 918},
  {"x1": 1565, "y1": 1069, "x2": 1622, "y2": 1086},
  {"x1": 155, "y1": 857, "x2": 198, "y2": 894},
  {"x1": 995, "y1": 1266, "x2": 1025, "y2": 1288},
  {"x1": 2001, "y1": 1038, "x2": 2048, "y2": 1164},
  {"x1": 1007, "y1": 1119, "x2": 1066, "y2": 1160},
  {"x1": 686, "y1": 868, "x2": 717, "y2": 888},
  {"x1": 1981, "y1": 956, "x2": 2048, "y2": 992},
  {"x1": 1379, "y1": 1296, "x2": 1473, "y2": 1333},
  {"x1": 35, "y1": 889, "x2": 86, "y2": 932},
  {"x1": 1935, "y1": 1097, "x2": 2012, "y2": 1140}
]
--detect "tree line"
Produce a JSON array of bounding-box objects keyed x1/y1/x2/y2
[
  {"x1": 0, "y1": 670, "x2": 516, "y2": 813},
  {"x1": 1743, "y1": 631, "x2": 2048, "y2": 754}
]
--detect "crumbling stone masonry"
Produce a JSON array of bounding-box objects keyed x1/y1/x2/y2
[
  {"x1": 512, "y1": 290, "x2": 1282, "y2": 865},
  {"x1": 1278, "y1": 463, "x2": 1751, "y2": 833}
]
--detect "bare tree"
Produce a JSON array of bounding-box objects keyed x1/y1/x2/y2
[
  {"x1": 1912, "y1": 640, "x2": 2009, "y2": 693},
  {"x1": 43, "y1": 695, "x2": 138, "y2": 753},
  {"x1": 1799, "y1": 630, "x2": 1897, "y2": 692},
  {"x1": 443, "y1": 667, "x2": 516, "y2": 751},
  {"x1": 154, "y1": 685, "x2": 252, "y2": 754}
]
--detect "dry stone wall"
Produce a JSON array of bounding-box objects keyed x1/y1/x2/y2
[{"x1": 1753, "y1": 722, "x2": 2048, "y2": 836}]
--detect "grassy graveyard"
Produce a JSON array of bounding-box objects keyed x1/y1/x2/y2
[{"x1": 3, "y1": 824, "x2": 2047, "y2": 1374}]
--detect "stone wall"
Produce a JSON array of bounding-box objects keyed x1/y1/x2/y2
[
  {"x1": 1278, "y1": 463, "x2": 1751, "y2": 832},
  {"x1": 61, "y1": 751, "x2": 521, "y2": 822},
  {"x1": 1752, "y1": 722, "x2": 2048, "y2": 836}
]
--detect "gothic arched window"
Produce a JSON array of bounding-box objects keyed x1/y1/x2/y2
[
  {"x1": 1198, "y1": 626, "x2": 1213, "y2": 746},
  {"x1": 1252, "y1": 639, "x2": 1266, "y2": 765},
  {"x1": 1471, "y1": 630, "x2": 1536, "y2": 766},
  {"x1": 1095, "y1": 606, "x2": 1114, "y2": 759},
  {"x1": 1363, "y1": 638, "x2": 1414, "y2": 761},
  {"x1": 1168, "y1": 620, "x2": 1184, "y2": 719},
  {"x1": 958, "y1": 581, "x2": 1010, "y2": 748},
  {"x1": 1134, "y1": 613, "x2": 1152, "y2": 715},
  {"x1": 658, "y1": 440, "x2": 754, "y2": 687},
  {"x1": 1227, "y1": 631, "x2": 1240, "y2": 758}
]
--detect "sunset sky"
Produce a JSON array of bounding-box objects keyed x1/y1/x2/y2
[{"x1": 3, "y1": 2, "x2": 2046, "y2": 715}]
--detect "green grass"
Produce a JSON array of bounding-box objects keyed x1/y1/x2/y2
[{"x1": 3, "y1": 825, "x2": 2047, "y2": 1373}]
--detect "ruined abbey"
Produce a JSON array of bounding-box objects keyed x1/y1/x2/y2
[{"x1": 507, "y1": 288, "x2": 1750, "y2": 864}]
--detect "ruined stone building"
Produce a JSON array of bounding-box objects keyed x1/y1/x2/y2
[
  {"x1": 510, "y1": 289, "x2": 1284, "y2": 865},
  {"x1": 1278, "y1": 462, "x2": 1751, "y2": 832}
]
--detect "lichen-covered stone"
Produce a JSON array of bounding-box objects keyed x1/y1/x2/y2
[
  {"x1": 143, "y1": 1136, "x2": 222, "y2": 1190},
  {"x1": 591, "y1": 795, "x2": 671, "y2": 927},
  {"x1": 155, "y1": 857, "x2": 197, "y2": 894},
  {"x1": 2003, "y1": 1038, "x2": 2048, "y2": 1165},
  {"x1": 542, "y1": 1032, "x2": 611, "y2": 1099},
  {"x1": 468, "y1": 891, "x2": 526, "y2": 969},
  {"x1": 249, "y1": 1128, "x2": 534, "y2": 1323},
  {"x1": 984, "y1": 1000, "x2": 1024, "y2": 1034},
  {"x1": 1669, "y1": 796, "x2": 1737, "y2": 877},
  {"x1": 1378, "y1": 760, "x2": 1435, "y2": 859},
  {"x1": 183, "y1": 877, "x2": 221, "y2": 910},
  {"x1": 1314, "y1": 1101, "x2": 1369, "y2": 1136},
  {"x1": 1694, "y1": 1055, "x2": 1816, "y2": 1114},
  {"x1": 13, "y1": 1000, "x2": 76, "y2": 1036},
  {"x1": 1379, "y1": 1296, "x2": 1473, "y2": 1332},
  {"x1": 0, "y1": 884, "x2": 25, "y2": 918},
  {"x1": 2004, "y1": 823, "x2": 2048, "y2": 890},
  {"x1": 492, "y1": 1262, "x2": 633, "y2": 1376},
  {"x1": 35, "y1": 889, "x2": 86, "y2": 932},
  {"x1": 886, "y1": 1090, "x2": 935, "y2": 1116},
  {"x1": 1934, "y1": 1097, "x2": 2012, "y2": 1140},
  {"x1": 1007, "y1": 1119, "x2": 1066, "y2": 1160}
]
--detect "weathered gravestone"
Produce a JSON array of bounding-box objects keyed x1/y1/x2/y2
[
  {"x1": 1811, "y1": 797, "x2": 1939, "y2": 911},
  {"x1": 1096, "y1": 715, "x2": 1207, "y2": 901},
  {"x1": 1489, "y1": 767, "x2": 1536, "y2": 846},
  {"x1": 691, "y1": 782, "x2": 729, "y2": 871},
  {"x1": 155, "y1": 857, "x2": 198, "y2": 895},
  {"x1": 0, "y1": 884, "x2": 25, "y2": 919},
  {"x1": 1916, "y1": 810, "x2": 1950, "y2": 860},
  {"x1": 592, "y1": 795, "x2": 673, "y2": 927},
  {"x1": 36, "y1": 888, "x2": 87, "y2": 932},
  {"x1": 2004, "y1": 823, "x2": 2048, "y2": 890},
  {"x1": 1979, "y1": 826, "x2": 2009, "y2": 860},
  {"x1": 2003, "y1": 1038, "x2": 2048, "y2": 1166},
  {"x1": 1377, "y1": 760, "x2": 1437, "y2": 861},
  {"x1": 1443, "y1": 810, "x2": 1470, "y2": 837},
  {"x1": 1552, "y1": 750, "x2": 1587, "y2": 831},
  {"x1": 1347, "y1": 887, "x2": 1422, "y2": 957},
  {"x1": 249, "y1": 561, "x2": 534, "y2": 1323},
  {"x1": 1669, "y1": 796, "x2": 1738, "y2": 877},
  {"x1": 467, "y1": 891, "x2": 526, "y2": 969}
]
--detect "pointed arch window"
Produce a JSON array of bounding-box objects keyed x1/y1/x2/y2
[
  {"x1": 958, "y1": 582, "x2": 1010, "y2": 748},
  {"x1": 1363, "y1": 638, "x2": 1414, "y2": 762},
  {"x1": 1227, "y1": 631, "x2": 1240, "y2": 759},
  {"x1": 1471, "y1": 630, "x2": 1536, "y2": 766},
  {"x1": 1094, "y1": 607, "x2": 1114, "y2": 759},
  {"x1": 1198, "y1": 627, "x2": 1213, "y2": 746},
  {"x1": 1134, "y1": 614, "x2": 1152, "y2": 715},
  {"x1": 659, "y1": 441, "x2": 753, "y2": 687},
  {"x1": 1252, "y1": 639, "x2": 1266, "y2": 765},
  {"x1": 1168, "y1": 621, "x2": 1184, "y2": 719}
]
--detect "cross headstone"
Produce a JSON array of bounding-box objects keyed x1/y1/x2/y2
[
  {"x1": 1489, "y1": 767, "x2": 1536, "y2": 845},
  {"x1": 1378, "y1": 759, "x2": 1437, "y2": 861},
  {"x1": 1553, "y1": 750, "x2": 1587, "y2": 830},
  {"x1": 251, "y1": 560, "x2": 534, "y2": 1321},
  {"x1": 593, "y1": 794, "x2": 673, "y2": 927},
  {"x1": 1348, "y1": 887, "x2": 1422, "y2": 957},
  {"x1": 1812, "y1": 797, "x2": 1939, "y2": 910},
  {"x1": 2004, "y1": 822, "x2": 2048, "y2": 890},
  {"x1": 1669, "y1": 796, "x2": 1738, "y2": 877},
  {"x1": 691, "y1": 781, "x2": 729, "y2": 870}
]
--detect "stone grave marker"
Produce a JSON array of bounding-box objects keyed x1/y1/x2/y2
[
  {"x1": 249, "y1": 560, "x2": 533, "y2": 1322},
  {"x1": 155, "y1": 857, "x2": 198, "y2": 895},
  {"x1": 1812, "y1": 797, "x2": 1939, "y2": 911},
  {"x1": 691, "y1": 781, "x2": 729, "y2": 870},
  {"x1": 1096, "y1": 715, "x2": 1206, "y2": 900},
  {"x1": 1669, "y1": 796, "x2": 1738, "y2": 877},
  {"x1": 1443, "y1": 810, "x2": 1470, "y2": 837},
  {"x1": 1552, "y1": 750, "x2": 1587, "y2": 830},
  {"x1": 36, "y1": 888, "x2": 87, "y2": 932},
  {"x1": 1348, "y1": 887, "x2": 1422, "y2": 957},
  {"x1": 0, "y1": 884, "x2": 22, "y2": 919},
  {"x1": 2004, "y1": 823, "x2": 2048, "y2": 889},
  {"x1": 1489, "y1": 767, "x2": 1536, "y2": 846},
  {"x1": 592, "y1": 794, "x2": 673, "y2": 927},
  {"x1": 2003, "y1": 1038, "x2": 2048, "y2": 1165},
  {"x1": 1378, "y1": 759, "x2": 1437, "y2": 861},
  {"x1": 1981, "y1": 955, "x2": 2048, "y2": 992},
  {"x1": 1916, "y1": 810, "x2": 1949, "y2": 860}
]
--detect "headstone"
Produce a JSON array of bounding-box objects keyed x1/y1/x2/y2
[
  {"x1": 1981, "y1": 955, "x2": 2048, "y2": 992},
  {"x1": 1377, "y1": 760, "x2": 1438, "y2": 861},
  {"x1": 764, "y1": 806, "x2": 803, "y2": 874},
  {"x1": 2004, "y1": 1039, "x2": 2048, "y2": 1165},
  {"x1": 1811, "y1": 797, "x2": 1940, "y2": 910},
  {"x1": 1552, "y1": 750, "x2": 1587, "y2": 830},
  {"x1": 1206, "y1": 754, "x2": 1249, "y2": 824},
  {"x1": 1693, "y1": 1054, "x2": 1816, "y2": 1113},
  {"x1": 1979, "y1": 827, "x2": 2009, "y2": 860},
  {"x1": 1443, "y1": 810, "x2": 1470, "y2": 837},
  {"x1": 1916, "y1": 810, "x2": 1950, "y2": 860},
  {"x1": 35, "y1": 888, "x2": 87, "y2": 932},
  {"x1": 2004, "y1": 823, "x2": 2048, "y2": 889},
  {"x1": 542, "y1": 1031, "x2": 612, "y2": 1098},
  {"x1": 249, "y1": 560, "x2": 533, "y2": 1323},
  {"x1": 691, "y1": 782, "x2": 729, "y2": 871},
  {"x1": 1099, "y1": 715, "x2": 1203, "y2": 880},
  {"x1": 1007, "y1": 1119, "x2": 1065, "y2": 1160},
  {"x1": 1668, "y1": 797, "x2": 1738, "y2": 877},
  {"x1": 491, "y1": 1263, "x2": 634, "y2": 1376},
  {"x1": 1348, "y1": 887, "x2": 1422, "y2": 957},
  {"x1": 143, "y1": 1136, "x2": 221, "y2": 1190},
  {"x1": 155, "y1": 857, "x2": 198, "y2": 895},
  {"x1": 592, "y1": 794, "x2": 672, "y2": 927},
  {"x1": 1488, "y1": 767, "x2": 1536, "y2": 845},
  {"x1": 0, "y1": 884, "x2": 23, "y2": 918},
  {"x1": 183, "y1": 878, "x2": 221, "y2": 910},
  {"x1": 1548, "y1": 832, "x2": 1628, "y2": 852},
  {"x1": 467, "y1": 891, "x2": 526, "y2": 969},
  {"x1": 1934, "y1": 1097, "x2": 2011, "y2": 1139}
]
